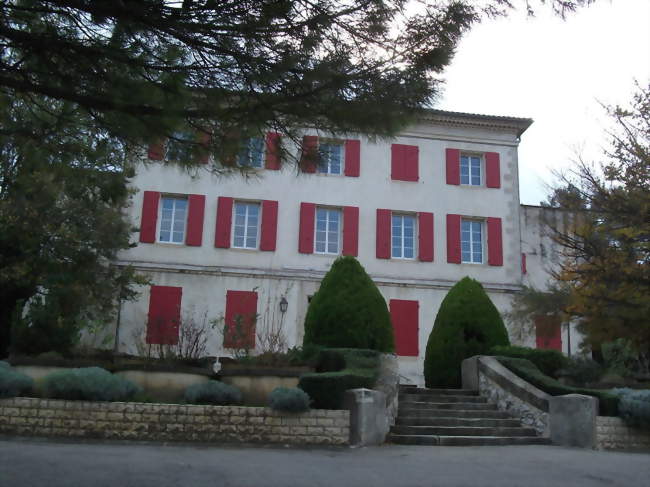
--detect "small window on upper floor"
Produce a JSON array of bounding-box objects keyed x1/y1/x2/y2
[
  {"x1": 233, "y1": 201, "x2": 261, "y2": 249},
  {"x1": 238, "y1": 137, "x2": 265, "y2": 168},
  {"x1": 159, "y1": 196, "x2": 188, "y2": 244},
  {"x1": 166, "y1": 132, "x2": 195, "y2": 162},
  {"x1": 461, "y1": 219, "x2": 483, "y2": 264},
  {"x1": 318, "y1": 141, "x2": 344, "y2": 175},
  {"x1": 460, "y1": 154, "x2": 482, "y2": 186}
]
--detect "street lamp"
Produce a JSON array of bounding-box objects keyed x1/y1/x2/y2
[{"x1": 279, "y1": 297, "x2": 288, "y2": 314}]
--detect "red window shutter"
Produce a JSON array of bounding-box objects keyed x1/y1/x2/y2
[
  {"x1": 342, "y1": 206, "x2": 359, "y2": 256},
  {"x1": 446, "y1": 214, "x2": 461, "y2": 264},
  {"x1": 485, "y1": 152, "x2": 501, "y2": 188},
  {"x1": 376, "y1": 209, "x2": 391, "y2": 259},
  {"x1": 147, "y1": 140, "x2": 165, "y2": 161},
  {"x1": 487, "y1": 217, "x2": 503, "y2": 266},
  {"x1": 390, "y1": 299, "x2": 419, "y2": 357},
  {"x1": 215, "y1": 196, "x2": 233, "y2": 248},
  {"x1": 224, "y1": 290, "x2": 258, "y2": 349},
  {"x1": 146, "y1": 285, "x2": 182, "y2": 345},
  {"x1": 418, "y1": 212, "x2": 434, "y2": 262},
  {"x1": 391, "y1": 144, "x2": 418, "y2": 181},
  {"x1": 260, "y1": 200, "x2": 279, "y2": 251},
  {"x1": 344, "y1": 139, "x2": 360, "y2": 177},
  {"x1": 185, "y1": 194, "x2": 205, "y2": 246},
  {"x1": 521, "y1": 253, "x2": 527, "y2": 275},
  {"x1": 300, "y1": 135, "x2": 318, "y2": 173},
  {"x1": 535, "y1": 315, "x2": 562, "y2": 352},
  {"x1": 139, "y1": 191, "x2": 160, "y2": 243},
  {"x1": 446, "y1": 148, "x2": 460, "y2": 185},
  {"x1": 298, "y1": 202, "x2": 316, "y2": 253},
  {"x1": 196, "y1": 130, "x2": 211, "y2": 164},
  {"x1": 265, "y1": 132, "x2": 281, "y2": 170}
]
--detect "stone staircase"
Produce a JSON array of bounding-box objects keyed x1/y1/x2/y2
[{"x1": 389, "y1": 385, "x2": 550, "y2": 446}]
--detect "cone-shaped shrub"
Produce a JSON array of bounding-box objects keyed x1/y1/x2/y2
[
  {"x1": 424, "y1": 277, "x2": 510, "y2": 388},
  {"x1": 303, "y1": 256, "x2": 394, "y2": 352}
]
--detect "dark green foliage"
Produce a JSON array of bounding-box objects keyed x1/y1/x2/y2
[
  {"x1": 303, "y1": 257, "x2": 394, "y2": 352},
  {"x1": 0, "y1": 361, "x2": 9, "y2": 370},
  {"x1": 298, "y1": 348, "x2": 379, "y2": 409},
  {"x1": 0, "y1": 363, "x2": 33, "y2": 398},
  {"x1": 490, "y1": 345, "x2": 568, "y2": 378},
  {"x1": 41, "y1": 367, "x2": 140, "y2": 402},
  {"x1": 184, "y1": 381, "x2": 242, "y2": 406},
  {"x1": 497, "y1": 357, "x2": 619, "y2": 416},
  {"x1": 424, "y1": 277, "x2": 510, "y2": 388},
  {"x1": 268, "y1": 387, "x2": 311, "y2": 413},
  {"x1": 558, "y1": 356, "x2": 604, "y2": 385},
  {"x1": 612, "y1": 388, "x2": 650, "y2": 429}
]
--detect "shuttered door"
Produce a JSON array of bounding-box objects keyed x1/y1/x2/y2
[
  {"x1": 389, "y1": 299, "x2": 419, "y2": 356},
  {"x1": 224, "y1": 290, "x2": 258, "y2": 349},
  {"x1": 146, "y1": 286, "x2": 182, "y2": 345}
]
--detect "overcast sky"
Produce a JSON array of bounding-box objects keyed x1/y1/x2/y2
[{"x1": 438, "y1": 0, "x2": 650, "y2": 205}]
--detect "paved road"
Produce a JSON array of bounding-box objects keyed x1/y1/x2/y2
[{"x1": 1, "y1": 437, "x2": 648, "y2": 487}]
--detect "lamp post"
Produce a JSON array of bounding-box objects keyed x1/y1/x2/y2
[{"x1": 279, "y1": 297, "x2": 288, "y2": 314}]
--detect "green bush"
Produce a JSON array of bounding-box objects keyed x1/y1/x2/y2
[
  {"x1": 496, "y1": 357, "x2": 619, "y2": 416},
  {"x1": 0, "y1": 364, "x2": 33, "y2": 398},
  {"x1": 184, "y1": 380, "x2": 242, "y2": 405},
  {"x1": 558, "y1": 356, "x2": 604, "y2": 385},
  {"x1": 41, "y1": 367, "x2": 140, "y2": 402},
  {"x1": 612, "y1": 388, "x2": 650, "y2": 429},
  {"x1": 424, "y1": 277, "x2": 510, "y2": 388},
  {"x1": 298, "y1": 348, "x2": 379, "y2": 409},
  {"x1": 303, "y1": 256, "x2": 394, "y2": 352},
  {"x1": 490, "y1": 345, "x2": 568, "y2": 378},
  {"x1": 268, "y1": 387, "x2": 311, "y2": 412}
]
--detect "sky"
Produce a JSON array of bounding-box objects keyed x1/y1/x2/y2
[{"x1": 437, "y1": 0, "x2": 650, "y2": 205}]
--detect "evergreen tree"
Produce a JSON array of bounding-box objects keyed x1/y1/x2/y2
[
  {"x1": 303, "y1": 256, "x2": 394, "y2": 352},
  {"x1": 424, "y1": 277, "x2": 510, "y2": 388}
]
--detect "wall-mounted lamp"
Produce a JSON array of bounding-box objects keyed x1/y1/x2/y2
[{"x1": 279, "y1": 297, "x2": 288, "y2": 314}]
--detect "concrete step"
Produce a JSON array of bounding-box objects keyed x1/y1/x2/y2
[
  {"x1": 395, "y1": 408, "x2": 513, "y2": 419},
  {"x1": 399, "y1": 394, "x2": 487, "y2": 404},
  {"x1": 399, "y1": 387, "x2": 478, "y2": 396},
  {"x1": 399, "y1": 401, "x2": 497, "y2": 411},
  {"x1": 395, "y1": 417, "x2": 522, "y2": 428},
  {"x1": 388, "y1": 434, "x2": 551, "y2": 446},
  {"x1": 390, "y1": 425, "x2": 538, "y2": 437}
]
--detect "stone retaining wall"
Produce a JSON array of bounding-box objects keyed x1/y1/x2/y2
[
  {"x1": 0, "y1": 397, "x2": 349, "y2": 446},
  {"x1": 596, "y1": 416, "x2": 650, "y2": 451}
]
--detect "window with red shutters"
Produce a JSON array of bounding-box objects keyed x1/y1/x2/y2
[
  {"x1": 418, "y1": 212, "x2": 434, "y2": 262},
  {"x1": 389, "y1": 299, "x2": 419, "y2": 356},
  {"x1": 344, "y1": 139, "x2": 360, "y2": 177},
  {"x1": 487, "y1": 217, "x2": 503, "y2": 266},
  {"x1": 146, "y1": 285, "x2": 182, "y2": 345},
  {"x1": 224, "y1": 290, "x2": 258, "y2": 349},
  {"x1": 139, "y1": 191, "x2": 160, "y2": 243},
  {"x1": 391, "y1": 144, "x2": 418, "y2": 181},
  {"x1": 260, "y1": 200, "x2": 279, "y2": 251},
  {"x1": 535, "y1": 315, "x2": 562, "y2": 352},
  {"x1": 445, "y1": 148, "x2": 460, "y2": 185},
  {"x1": 147, "y1": 140, "x2": 166, "y2": 161},
  {"x1": 215, "y1": 196, "x2": 234, "y2": 248},
  {"x1": 265, "y1": 132, "x2": 281, "y2": 170},
  {"x1": 299, "y1": 202, "x2": 316, "y2": 253},
  {"x1": 342, "y1": 206, "x2": 359, "y2": 256},
  {"x1": 485, "y1": 152, "x2": 501, "y2": 188},
  {"x1": 376, "y1": 209, "x2": 391, "y2": 259},
  {"x1": 185, "y1": 194, "x2": 205, "y2": 246},
  {"x1": 300, "y1": 135, "x2": 319, "y2": 173},
  {"x1": 446, "y1": 214, "x2": 461, "y2": 263}
]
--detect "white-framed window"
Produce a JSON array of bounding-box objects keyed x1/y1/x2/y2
[
  {"x1": 461, "y1": 219, "x2": 483, "y2": 263},
  {"x1": 233, "y1": 201, "x2": 260, "y2": 249},
  {"x1": 159, "y1": 196, "x2": 188, "y2": 244},
  {"x1": 392, "y1": 213, "x2": 416, "y2": 259},
  {"x1": 315, "y1": 207, "x2": 341, "y2": 254},
  {"x1": 318, "y1": 141, "x2": 344, "y2": 175},
  {"x1": 166, "y1": 131, "x2": 194, "y2": 162},
  {"x1": 238, "y1": 137, "x2": 264, "y2": 168},
  {"x1": 460, "y1": 154, "x2": 482, "y2": 186}
]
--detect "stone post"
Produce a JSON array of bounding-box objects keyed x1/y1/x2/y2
[
  {"x1": 344, "y1": 388, "x2": 388, "y2": 446},
  {"x1": 461, "y1": 355, "x2": 480, "y2": 391},
  {"x1": 550, "y1": 394, "x2": 598, "y2": 448}
]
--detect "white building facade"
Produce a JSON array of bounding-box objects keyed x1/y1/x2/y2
[{"x1": 114, "y1": 109, "x2": 564, "y2": 386}]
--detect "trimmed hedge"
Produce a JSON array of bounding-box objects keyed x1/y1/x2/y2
[
  {"x1": 425, "y1": 277, "x2": 510, "y2": 388},
  {"x1": 496, "y1": 357, "x2": 619, "y2": 416},
  {"x1": 184, "y1": 380, "x2": 242, "y2": 406},
  {"x1": 612, "y1": 388, "x2": 650, "y2": 429},
  {"x1": 490, "y1": 345, "x2": 568, "y2": 378},
  {"x1": 41, "y1": 367, "x2": 140, "y2": 402},
  {"x1": 298, "y1": 348, "x2": 379, "y2": 409},
  {"x1": 0, "y1": 363, "x2": 33, "y2": 398},
  {"x1": 303, "y1": 256, "x2": 394, "y2": 352},
  {"x1": 268, "y1": 387, "x2": 311, "y2": 412}
]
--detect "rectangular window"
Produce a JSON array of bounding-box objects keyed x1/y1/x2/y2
[
  {"x1": 392, "y1": 214, "x2": 415, "y2": 259},
  {"x1": 238, "y1": 137, "x2": 264, "y2": 168},
  {"x1": 159, "y1": 196, "x2": 188, "y2": 244},
  {"x1": 315, "y1": 207, "x2": 341, "y2": 254},
  {"x1": 461, "y1": 219, "x2": 483, "y2": 263},
  {"x1": 166, "y1": 131, "x2": 194, "y2": 162},
  {"x1": 233, "y1": 201, "x2": 260, "y2": 249},
  {"x1": 460, "y1": 154, "x2": 482, "y2": 186},
  {"x1": 318, "y1": 142, "x2": 344, "y2": 175}
]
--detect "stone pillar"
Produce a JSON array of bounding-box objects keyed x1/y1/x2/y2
[
  {"x1": 344, "y1": 388, "x2": 388, "y2": 446},
  {"x1": 550, "y1": 394, "x2": 598, "y2": 448},
  {"x1": 461, "y1": 355, "x2": 480, "y2": 391}
]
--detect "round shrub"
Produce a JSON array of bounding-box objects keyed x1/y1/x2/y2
[
  {"x1": 0, "y1": 364, "x2": 33, "y2": 398},
  {"x1": 268, "y1": 387, "x2": 310, "y2": 412},
  {"x1": 303, "y1": 256, "x2": 394, "y2": 352},
  {"x1": 424, "y1": 277, "x2": 510, "y2": 388},
  {"x1": 184, "y1": 380, "x2": 242, "y2": 405},
  {"x1": 41, "y1": 367, "x2": 140, "y2": 402}
]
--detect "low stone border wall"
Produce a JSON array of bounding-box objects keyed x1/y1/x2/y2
[
  {"x1": 0, "y1": 397, "x2": 349, "y2": 446},
  {"x1": 596, "y1": 416, "x2": 650, "y2": 451}
]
